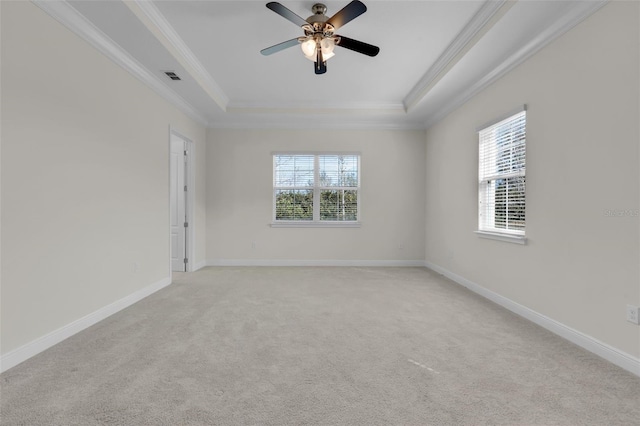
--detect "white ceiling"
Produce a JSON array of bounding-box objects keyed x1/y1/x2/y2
[{"x1": 45, "y1": 0, "x2": 607, "y2": 129}]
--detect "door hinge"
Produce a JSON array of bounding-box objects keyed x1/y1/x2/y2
[
  {"x1": 184, "y1": 150, "x2": 188, "y2": 162},
  {"x1": 184, "y1": 185, "x2": 188, "y2": 192},
  {"x1": 184, "y1": 222, "x2": 189, "y2": 228},
  {"x1": 184, "y1": 258, "x2": 188, "y2": 264}
]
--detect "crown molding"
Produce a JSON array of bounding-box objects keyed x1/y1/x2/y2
[
  {"x1": 208, "y1": 117, "x2": 424, "y2": 131},
  {"x1": 31, "y1": 0, "x2": 209, "y2": 126},
  {"x1": 403, "y1": 0, "x2": 515, "y2": 112},
  {"x1": 125, "y1": 0, "x2": 229, "y2": 112},
  {"x1": 227, "y1": 101, "x2": 406, "y2": 115},
  {"x1": 423, "y1": 0, "x2": 609, "y2": 129}
]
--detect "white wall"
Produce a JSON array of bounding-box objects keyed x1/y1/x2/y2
[
  {"x1": 424, "y1": 1, "x2": 639, "y2": 358},
  {"x1": 0, "y1": 2, "x2": 206, "y2": 358},
  {"x1": 206, "y1": 129, "x2": 425, "y2": 264}
]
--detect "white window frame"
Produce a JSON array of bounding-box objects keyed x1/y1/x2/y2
[
  {"x1": 272, "y1": 153, "x2": 361, "y2": 228},
  {"x1": 476, "y1": 106, "x2": 527, "y2": 244}
]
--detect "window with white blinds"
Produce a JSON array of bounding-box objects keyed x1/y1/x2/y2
[
  {"x1": 478, "y1": 109, "x2": 526, "y2": 236},
  {"x1": 273, "y1": 154, "x2": 360, "y2": 224}
]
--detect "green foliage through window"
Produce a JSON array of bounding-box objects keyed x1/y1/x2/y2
[
  {"x1": 320, "y1": 190, "x2": 358, "y2": 221},
  {"x1": 275, "y1": 190, "x2": 313, "y2": 220}
]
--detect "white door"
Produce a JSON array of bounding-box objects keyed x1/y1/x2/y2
[{"x1": 170, "y1": 134, "x2": 186, "y2": 272}]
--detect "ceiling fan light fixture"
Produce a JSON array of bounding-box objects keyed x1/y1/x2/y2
[
  {"x1": 301, "y1": 37, "x2": 317, "y2": 60},
  {"x1": 301, "y1": 37, "x2": 336, "y2": 62},
  {"x1": 320, "y1": 37, "x2": 335, "y2": 56},
  {"x1": 322, "y1": 51, "x2": 335, "y2": 61},
  {"x1": 262, "y1": 1, "x2": 379, "y2": 74}
]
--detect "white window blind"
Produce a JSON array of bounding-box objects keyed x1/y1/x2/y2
[
  {"x1": 273, "y1": 154, "x2": 360, "y2": 223},
  {"x1": 274, "y1": 155, "x2": 315, "y2": 221},
  {"x1": 478, "y1": 109, "x2": 526, "y2": 235}
]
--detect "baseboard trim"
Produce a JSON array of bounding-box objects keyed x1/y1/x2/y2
[
  {"x1": 0, "y1": 276, "x2": 171, "y2": 373},
  {"x1": 192, "y1": 260, "x2": 207, "y2": 272},
  {"x1": 424, "y1": 261, "x2": 640, "y2": 377},
  {"x1": 207, "y1": 259, "x2": 426, "y2": 267}
]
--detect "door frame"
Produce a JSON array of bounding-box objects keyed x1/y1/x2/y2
[{"x1": 169, "y1": 126, "x2": 196, "y2": 274}]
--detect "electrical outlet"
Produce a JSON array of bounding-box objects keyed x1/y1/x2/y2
[
  {"x1": 251, "y1": 241, "x2": 257, "y2": 249},
  {"x1": 626, "y1": 305, "x2": 639, "y2": 325},
  {"x1": 133, "y1": 262, "x2": 140, "y2": 273}
]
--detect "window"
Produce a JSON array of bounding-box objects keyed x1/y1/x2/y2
[
  {"x1": 478, "y1": 108, "x2": 526, "y2": 241},
  {"x1": 273, "y1": 154, "x2": 360, "y2": 226}
]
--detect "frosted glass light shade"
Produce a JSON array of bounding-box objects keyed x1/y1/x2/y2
[
  {"x1": 320, "y1": 37, "x2": 335, "y2": 60},
  {"x1": 322, "y1": 51, "x2": 335, "y2": 60},
  {"x1": 301, "y1": 37, "x2": 336, "y2": 62},
  {"x1": 320, "y1": 37, "x2": 335, "y2": 55},
  {"x1": 301, "y1": 38, "x2": 316, "y2": 61}
]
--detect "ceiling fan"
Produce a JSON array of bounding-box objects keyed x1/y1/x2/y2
[{"x1": 260, "y1": 1, "x2": 380, "y2": 75}]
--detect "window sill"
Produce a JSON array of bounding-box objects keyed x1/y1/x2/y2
[
  {"x1": 475, "y1": 230, "x2": 527, "y2": 245},
  {"x1": 271, "y1": 221, "x2": 361, "y2": 228}
]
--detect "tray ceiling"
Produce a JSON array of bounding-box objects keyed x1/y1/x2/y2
[{"x1": 39, "y1": 0, "x2": 607, "y2": 129}]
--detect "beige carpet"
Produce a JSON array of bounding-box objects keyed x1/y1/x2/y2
[{"x1": 1, "y1": 267, "x2": 639, "y2": 425}]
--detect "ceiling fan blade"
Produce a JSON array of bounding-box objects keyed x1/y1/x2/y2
[
  {"x1": 260, "y1": 38, "x2": 300, "y2": 56},
  {"x1": 326, "y1": 0, "x2": 367, "y2": 30},
  {"x1": 266, "y1": 2, "x2": 308, "y2": 27},
  {"x1": 336, "y1": 36, "x2": 379, "y2": 57}
]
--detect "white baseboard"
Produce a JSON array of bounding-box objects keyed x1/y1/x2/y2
[
  {"x1": 424, "y1": 261, "x2": 640, "y2": 377},
  {"x1": 0, "y1": 276, "x2": 171, "y2": 373},
  {"x1": 191, "y1": 260, "x2": 207, "y2": 271},
  {"x1": 207, "y1": 259, "x2": 426, "y2": 267}
]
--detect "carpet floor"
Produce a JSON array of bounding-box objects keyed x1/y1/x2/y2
[{"x1": 1, "y1": 267, "x2": 639, "y2": 425}]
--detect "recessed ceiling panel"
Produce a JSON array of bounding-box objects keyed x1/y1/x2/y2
[
  {"x1": 154, "y1": 1, "x2": 485, "y2": 107},
  {"x1": 55, "y1": 0, "x2": 607, "y2": 128}
]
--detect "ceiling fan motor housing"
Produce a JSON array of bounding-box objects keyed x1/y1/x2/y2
[
  {"x1": 307, "y1": 3, "x2": 333, "y2": 32},
  {"x1": 302, "y1": 5, "x2": 334, "y2": 46},
  {"x1": 311, "y1": 3, "x2": 327, "y2": 15}
]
